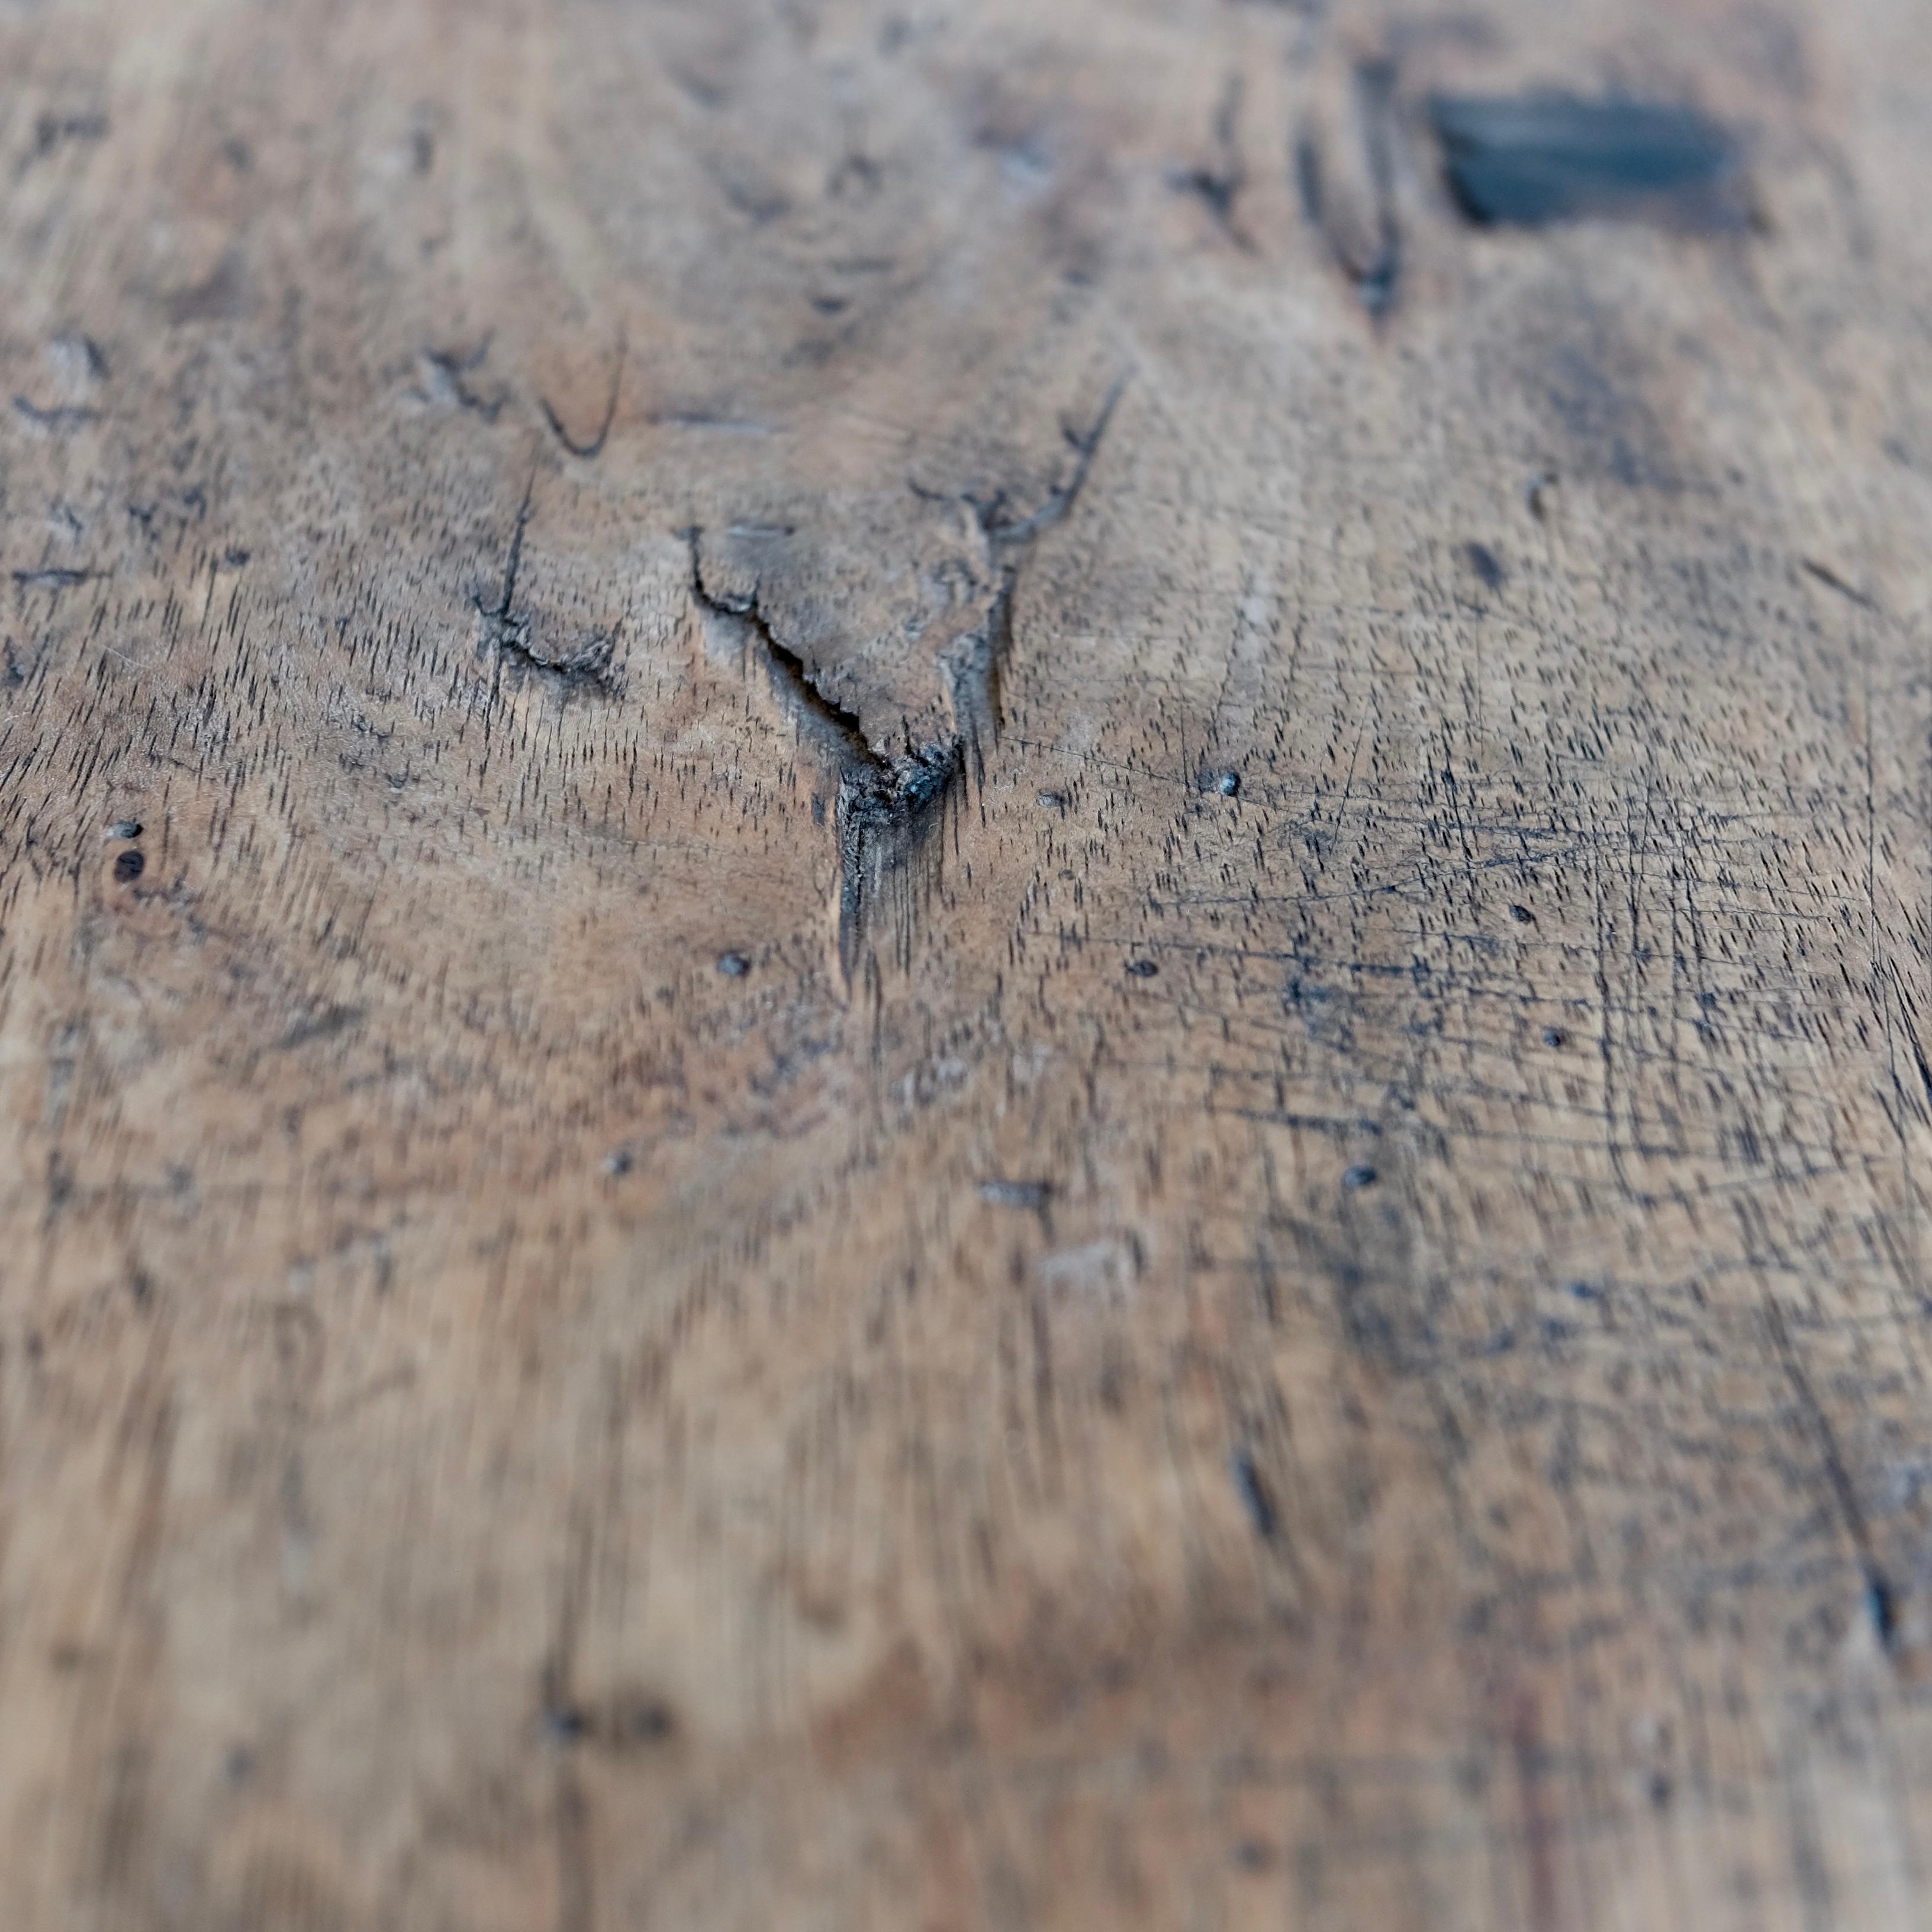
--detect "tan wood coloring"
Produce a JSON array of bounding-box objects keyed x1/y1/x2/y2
[{"x1": 4, "y1": 0, "x2": 1931, "y2": 1925}]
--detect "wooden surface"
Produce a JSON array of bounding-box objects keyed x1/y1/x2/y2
[{"x1": 5, "y1": 0, "x2": 1932, "y2": 1925}]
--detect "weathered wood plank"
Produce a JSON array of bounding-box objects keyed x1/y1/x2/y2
[{"x1": 4, "y1": 0, "x2": 1932, "y2": 1925}]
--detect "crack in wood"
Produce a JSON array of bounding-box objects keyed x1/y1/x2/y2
[{"x1": 687, "y1": 374, "x2": 1128, "y2": 983}]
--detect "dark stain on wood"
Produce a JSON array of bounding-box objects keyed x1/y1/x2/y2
[{"x1": 1430, "y1": 94, "x2": 1746, "y2": 228}]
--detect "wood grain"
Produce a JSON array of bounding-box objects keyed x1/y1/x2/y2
[{"x1": 4, "y1": 0, "x2": 1932, "y2": 1925}]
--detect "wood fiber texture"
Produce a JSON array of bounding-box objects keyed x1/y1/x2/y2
[{"x1": 4, "y1": 0, "x2": 1932, "y2": 1925}]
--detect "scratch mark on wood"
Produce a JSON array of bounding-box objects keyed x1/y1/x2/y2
[{"x1": 541, "y1": 338, "x2": 626, "y2": 459}]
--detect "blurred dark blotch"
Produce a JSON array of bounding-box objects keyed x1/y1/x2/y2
[{"x1": 1429, "y1": 94, "x2": 1746, "y2": 230}]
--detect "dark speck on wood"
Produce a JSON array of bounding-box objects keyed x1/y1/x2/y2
[
  {"x1": 978, "y1": 1178, "x2": 1052, "y2": 1211},
  {"x1": 1801, "y1": 558, "x2": 1878, "y2": 609},
  {"x1": 276, "y1": 1004, "x2": 363, "y2": 1050},
  {"x1": 1867, "y1": 1567, "x2": 1901, "y2": 1651},
  {"x1": 544, "y1": 1703, "x2": 588, "y2": 1745},
  {"x1": 1126, "y1": 958, "x2": 1159, "y2": 978},
  {"x1": 1228, "y1": 1448, "x2": 1277, "y2": 1540},
  {"x1": 1430, "y1": 94, "x2": 1745, "y2": 229}
]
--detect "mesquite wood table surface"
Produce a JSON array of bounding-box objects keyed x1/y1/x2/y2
[{"x1": 4, "y1": 1, "x2": 1930, "y2": 1927}]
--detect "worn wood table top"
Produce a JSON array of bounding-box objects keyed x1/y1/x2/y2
[{"x1": 5, "y1": 0, "x2": 1932, "y2": 1925}]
